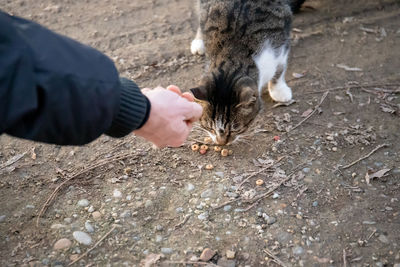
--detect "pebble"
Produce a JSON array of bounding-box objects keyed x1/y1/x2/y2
[
  {"x1": 215, "y1": 172, "x2": 224, "y2": 178},
  {"x1": 312, "y1": 201, "x2": 319, "y2": 207},
  {"x1": 186, "y1": 183, "x2": 195, "y2": 191},
  {"x1": 223, "y1": 205, "x2": 232, "y2": 212},
  {"x1": 26, "y1": 204, "x2": 35, "y2": 209},
  {"x1": 50, "y1": 223, "x2": 66, "y2": 230},
  {"x1": 378, "y1": 234, "x2": 389, "y2": 244},
  {"x1": 85, "y1": 221, "x2": 94, "y2": 233},
  {"x1": 64, "y1": 217, "x2": 72, "y2": 224},
  {"x1": 120, "y1": 210, "x2": 131, "y2": 218},
  {"x1": 0, "y1": 215, "x2": 6, "y2": 223},
  {"x1": 226, "y1": 192, "x2": 239, "y2": 198},
  {"x1": 113, "y1": 189, "x2": 122, "y2": 198},
  {"x1": 155, "y1": 225, "x2": 163, "y2": 231},
  {"x1": 161, "y1": 247, "x2": 173, "y2": 254},
  {"x1": 332, "y1": 147, "x2": 338, "y2": 152},
  {"x1": 362, "y1": 221, "x2": 376, "y2": 225},
  {"x1": 292, "y1": 246, "x2": 304, "y2": 255},
  {"x1": 92, "y1": 211, "x2": 101, "y2": 220},
  {"x1": 155, "y1": 235, "x2": 163, "y2": 243},
  {"x1": 42, "y1": 258, "x2": 50, "y2": 265},
  {"x1": 201, "y1": 189, "x2": 213, "y2": 198},
  {"x1": 53, "y1": 238, "x2": 72, "y2": 250},
  {"x1": 226, "y1": 250, "x2": 236, "y2": 259},
  {"x1": 302, "y1": 168, "x2": 311, "y2": 173},
  {"x1": 87, "y1": 206, "x2": 94, "y2": 213},
  {"x1": 217, "y1": 257, "x2": 236, "y2": 267},
  {"x1": 77, "y1": 199, "x2": 89, "y2": 207},
  {"x1": 272, "y1": 192, "x2": 280, "y2": 199},
  {"x1": 393, "y1": 168, "x2": 400, "y2": 174},
  {"x1": 198, "y1": 212, "x2": 209, "y2": 220},
  {"x1": 176, "y1": 207, "x2": 184, "y2": 213},
  {"x1": 200, "y1": 248, "x2": 216, "y2": 261},
  {"x1": 73, "y1": 231, "x2": 92, "y2": 245},
  {"x1": 145, "y1": 200, "x2": 153, "y2": 208}
]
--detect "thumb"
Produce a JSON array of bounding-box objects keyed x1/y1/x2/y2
[{"x1": 183, "y1": 102, "x2": 203, "y2": 122}]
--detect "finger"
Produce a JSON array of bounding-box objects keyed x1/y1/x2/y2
[
  {"x1": 167, "y1": 85, "x2": 182, "y2": 95},
  {"x1": 183, "y1": 102, "x2": 203, "y2": 122},
  {"x1": 182, "y1": 92, "x2": 194, "y2": 102}
]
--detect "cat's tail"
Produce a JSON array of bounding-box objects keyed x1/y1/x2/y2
[{"x1": 290, "y1": 0, "x2": 306, "y2": 13}]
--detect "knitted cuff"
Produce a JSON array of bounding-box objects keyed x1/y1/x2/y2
[{"x1": 105, "y1": 78, "x2": 150, "y2": 138}]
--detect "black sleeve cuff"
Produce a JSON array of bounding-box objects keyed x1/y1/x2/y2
[{"x1": 105, "y1": 78, "x2": 151, "y2": 138}]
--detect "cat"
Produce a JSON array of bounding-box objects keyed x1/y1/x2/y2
[{"x1": 189, "y1": 0, "x2": 305, "y2": 145}]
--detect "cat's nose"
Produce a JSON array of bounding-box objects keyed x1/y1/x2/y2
[{"x1": 216, "y1": 136, "x2": 228, "y2": 145}]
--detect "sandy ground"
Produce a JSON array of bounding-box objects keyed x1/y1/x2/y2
[{"x1": 1, "y1": 0, "x2": 400, "y2": 266}]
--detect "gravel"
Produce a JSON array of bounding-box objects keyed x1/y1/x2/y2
[
  {"x1": 0, "y1": 215, "x2": 6, "y2": 223},
  {"x1": 201, "y1": 189, "x2": 213, "y2": 198},
  {"x1": 113, "y1": 189, "x2": 122, "y2": 198},
  {"x1": 73, "y1": 231, "x2": 92, "y2": 245},
  {"x1": 85, "y1": 221, "x2": 94, "y2": 233},
  {"x1": 77, "y1": 199, "x2": 89, "y2": 207},
  {"x1": 293, "y1": 246, "x2": 305, "y2": 255},
  {"x1": 53, "y1": 238, "x2": 72, "y2": 250},
  {"x1": 161, "y1": 247, "x2": 173, "y2": 254}
]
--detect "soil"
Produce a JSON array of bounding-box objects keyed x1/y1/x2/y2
[{"x1": 1, "y1": 0, "x2": 399, "y2": 266}]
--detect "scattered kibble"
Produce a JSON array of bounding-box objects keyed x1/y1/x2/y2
[
  {"x1": 214, "y1": 146, "x2": 222, "y2": 152},
  {"x1": 204, "y1": 137, "x2": 212, "y2": 144},
  {"x1": 221, "y1": 149, "x2": 229, "y2": 157},
  {"x1": 123, "y1": 167, "x2": 132, "y2": 175},
  {"x1": 199, "y1": 149, "x2": 207, "y2": 155},
  {"x1": 191, "y1": 144, "x2": 199, "y2": 151},
  {"x1": 205, "y1": 164, "x2": 214, "y2": 170},
  {"x1": 200, "y1": 144, "x2": 209, "y2": 151},
  {"x1": 273, "y1": 136, "x2": 280, "y2": 141},
  {"x1": 228, "y1": 149, "x2": 233, "y2": 155},
  {"x1": 256, "y1": 179, "x2": 264, "y2": 186}
]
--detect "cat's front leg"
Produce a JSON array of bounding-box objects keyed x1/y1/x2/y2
[
  {"x1": 191, "y1": 27, "x2": 205, "y2": 55},
  {"x1": 268, "y1": 66, "x2": 292, "y2": 102}
]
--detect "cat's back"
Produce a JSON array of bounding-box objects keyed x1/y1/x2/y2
[{"x1": 200, "y1": 0, "x2": 292, "y2": 55}]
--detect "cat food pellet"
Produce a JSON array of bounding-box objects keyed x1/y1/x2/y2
[
  {"x1": 256, "y1": 179, "x2": 264, "y2": 186},
  {"x1": 214, "y1": 146, "x2": 222, "y2": 152},
  {"x1": 200, "y1": 144, "x2": 209, "y2": 151},
  {"x1": 228, "y1": 149, "x2": 233, "y2": 155},
  {"x1": 273, "y1": 136, "x2": 280, "y2": 141},
  {"x1": 205, "y1": 164, "x2": 214, "y2": 170},
  {"x1": 204, "y1": 137, "x2": 212, "y2": 143},
  {"x1": 199, "y1": 149, "x2": 207, "y2": 155},
  {"x1": 191, "y1": 144, "x2": 200, "y2": 151},
  {"x1": 221, "y1": 149, "x2": 229, "y2": 157},
  {"x1": 124, "y1": 167, "x2": 132, "y2": 175}
]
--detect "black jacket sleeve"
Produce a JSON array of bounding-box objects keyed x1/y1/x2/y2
[{"x1": 0, "y1": 11, "x2": 150, "y2": 145}]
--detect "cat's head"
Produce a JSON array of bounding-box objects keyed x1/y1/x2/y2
[{"x1": 190, "y1": 70, "x2": 261, "y2": 145}]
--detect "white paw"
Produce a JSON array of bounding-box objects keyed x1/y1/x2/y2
[
  {"x1": 269, "y1": 83, "x2": 292, "y2": 102},
  {"x1": 191, "y1": 39, "x2": 205, "y2": 55}
]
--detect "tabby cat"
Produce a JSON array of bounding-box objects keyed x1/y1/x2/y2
[{"x1": 190, "y1": 0, "x2": 304, "y2": 145}]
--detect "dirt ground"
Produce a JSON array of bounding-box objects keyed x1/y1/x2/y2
[{"x1": 1, "y1": 0, "x2": 400, "y2": 266}]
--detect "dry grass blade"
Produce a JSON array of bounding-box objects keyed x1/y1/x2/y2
[
  {"x1": 68, "y1": 226, "x2": 117, "y2": 266},
  {"x1": 164, "y1": 261, "x2": 219, "y2": 266},
  {"x1": 264, "y1": 248, "x2": 288, "y2": 267},
  {"x1": 288, "y1": 91, "x2": 329, "y2": 133},
  {"x1": 303, "y1": 83, "x2": 399, "y2": 95},
  {"x1": 340, "y1": 143, "x2": 389, "y2": 170}
]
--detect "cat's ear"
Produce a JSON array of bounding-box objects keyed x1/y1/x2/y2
[{"x1": 190, "y1": 86, "x2": 208, "y2": 101}]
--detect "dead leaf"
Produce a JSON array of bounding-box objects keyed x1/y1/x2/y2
[
  {"x1": 141, "y1": 253, "x2": 163, "y2": 267},
  {"x1": 301, "y1": 108, "x2": 313, "y2": 117},
  {"x1": 336, "y1": 63, "x2": 362, "y2": 72},
  {"x1": 365, "y1": 168, "x2": 390, "y2": 184}
]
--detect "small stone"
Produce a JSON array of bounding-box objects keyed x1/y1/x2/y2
[
  {"x1": 362, "y1": 221, "x2": 376, "y2": 225},
  {"x1": 272, "y1": 192, "x2": 280, "y2": 199},
  {"x1": 205, "y1": 164, "x2": 214, "y2": 170},
  {"x1": 302, "y1": 168, "x2": 311, "y2": 173},
  {"x1": 312, "y1": 201, "x2": 318, "y2": 207},
  {"x1": 161, "y1": 247, "x2": 173, "y2": 254},
  {"x1": 217, "y1": 257, "x2": 236, "y2": 267},
  {"x1": 0, "y1": 215, "x2": 6, "y2": 223},
  {"x1": 64, "y1": 217, "x2": 72, "y2": 224},
  {"x1": 113, "y1": 189, "x2": 122, "y2": 198},
  {"x1": 155, "y1": 225, "x2": 163, "y2": 231},
  {"x1": 85, "y1": 221, "x2": 94, "y2": 233},
  {"x1": 155, "y1": 235, "x2": 163, "y2": 243},
  {"x1": 73, "y1": 231, "x2": 92, "y2": 245},
  {"x1": 190, "y1": 255, "x2": 199, "y2": 261},
  {"x1": 223, "y1": 205, "x2": 232, "y2": 212},
  {"x1": 378, "y1": 234, "x2": 389, "y2": 244},
  {"x1": 175, "y1": 207, "x2": 184, "y2": 213},
  {"x1": 120, "y1": 210, "x2": 131, "y2": 218},
  {"x1": 26, "y1": 204, "x2": 35, "y2": 209},
  {"x1": 292, "y1": 246, "x2": 304, "y2": 255},
  {"x1": 53, "y1": 238, "x2": 72, "y2": 250},
  {"x1": 201, "y1": 189, "x2": 213, "y2": 198},
  {"x1": 198, "y1": 212, "x2": 209, "y2": 220},
  {"x1": 87, "y1": 206, "x2": 94, "y2": 213},
  {"x1": 187, "y1": 183, "x2": 195, "y2": 191},
  {"x1": 50, "y1": 223, "x2": 66, "y2": 230},
  {"x1": 77, "y1": 199, "x2": 89, "y2": 207},
  {"x1": 332, "y1": 147, "x2": 338, "y2": 152},
  {"x1": 145, "y1": 200, "x2": 153, "y2": 208},
  {"x1": 267, "y1": 216, "x2": 277, "y2": 225},
  {"x1": 92, "y1": 211, "x2": 101, "y2": 220},
  {"x1": 200, "y1": 248, "x2": 216, "y2": 261},
  {"x1": 226, "y1": 250, "x2": 236, "y2": 259}
]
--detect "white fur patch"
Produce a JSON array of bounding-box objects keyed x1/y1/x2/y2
[
  {"x1": 191, "y1": 39, "x2": 205, "y2": 55},
  {"x1": 253, "y1": 42, "x2": 292, "y2": 102}
]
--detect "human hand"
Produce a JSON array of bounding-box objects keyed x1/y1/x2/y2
[{"x1": 134, "y1": 86, "x2": 203, "y2": 148}]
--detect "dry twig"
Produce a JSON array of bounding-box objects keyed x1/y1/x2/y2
[
  {"x1": 343, "y1": 249, "x2": 347, "y2": 267},
  {"x1": 340, "y1": 143, "x2": 389, "y2": 170},
  {"x1": 164, "y1": 261, "x2": 219, "y2": 266},
  {"x1": 264, "y1": 248, "x2": 288, "y2": 267},
  {"x1": 68, "y1": 226, "x2": 117, "y2": 266},
  {"x1": 174, "y1": 214, "x2": 191, "y2": 230},
  {"x1": 288, "y1": 91, "x2": 329, "y2": 133},
  {"x1": 37, "y1": 152, "x2": 137, "y2": 226},
  {"x1": 303, "y1": 83, "x2": 399, "y2": 95}
]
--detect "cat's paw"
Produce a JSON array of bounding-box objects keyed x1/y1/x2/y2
[
  {"x1": 191, "y1": 39, "x2": 205, "y2": 55},
  {"x1": 269, "y1": 83, "x2": 292, "y2": 102}
]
